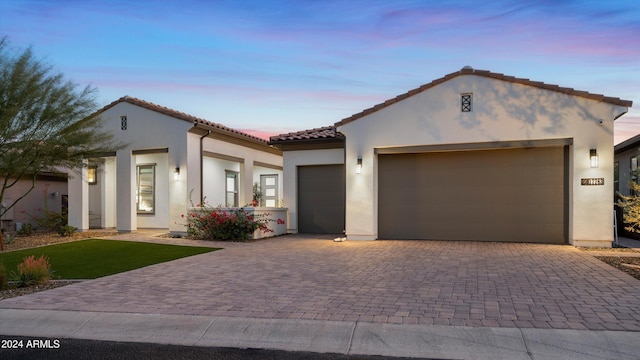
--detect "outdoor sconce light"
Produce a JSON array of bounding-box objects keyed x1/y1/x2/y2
[
  {"x1": 355, "y1": 157, "x2": 362, "y2": 174},
  {"x1": 173, "y1": 167, "x2": 180, "y2": 180},
  {"x1": 590, "y1": 149, "x2": 599, "y2": 168}
]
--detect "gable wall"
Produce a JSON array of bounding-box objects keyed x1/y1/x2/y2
[{"x1": 338, "y1": 74, "x2": 628, "y2": 245}]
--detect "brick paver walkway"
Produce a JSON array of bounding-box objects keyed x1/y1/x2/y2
[{"x1": 2, "y1": 234, "x2": 639, "y2": 331}]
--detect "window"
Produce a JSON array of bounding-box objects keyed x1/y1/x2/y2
[
  {"x1": 461, "y1": 93, "x2": 472, "y2": 112},
  {"x1": 260, "y1": 174, "x2": 278, "y2": 207},
  {"x1": 225, "y1": 171, "x2": 238, "y2": 207},
  {"x1": 632, "y1": 156, "x2": 638, "y2": 188},
  {"x1": 121, "y1": 116, "x2": 127, "y2": 130},
  {"x1": 87, "y1": 166, "x2": 98, "y2": 185},
  {"x1": 136, "y1": 164, "x2": 155, "y2": 214}
]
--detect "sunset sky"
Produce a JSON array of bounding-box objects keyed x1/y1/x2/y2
[{"x1": 1, "y1": 0, "x2": 639, "y2": 143}]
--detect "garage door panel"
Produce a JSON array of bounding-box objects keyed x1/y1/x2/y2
[
  {"x1": 378, "y1": 147, "x2": 566, "y2": 243},
  {"x1": 298, "y1": 165, "x2": 345, "y2": 234}
]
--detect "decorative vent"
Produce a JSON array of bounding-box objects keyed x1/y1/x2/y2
[
  {"x1": 461, "y1": 93, "x2": 472, "y2": 112},
  {"x1": 121, "y1": 116, "x2": 127, "y2": 130}
]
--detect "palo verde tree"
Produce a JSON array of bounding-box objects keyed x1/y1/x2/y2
[{"x1": 0, "y1": 37, "x2": 120, "y2": 250}]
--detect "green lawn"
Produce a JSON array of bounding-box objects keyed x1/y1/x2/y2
[{"x1": 0, "y1": 240, "x2": 219, "y2": 279}]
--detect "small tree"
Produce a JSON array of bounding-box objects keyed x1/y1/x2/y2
[
  {"x1": 0, "y1": 37, "x2": 121, "y2": 250},
  {"x1": 617, "y1": 182, "x2": 640, "y2": 234}
]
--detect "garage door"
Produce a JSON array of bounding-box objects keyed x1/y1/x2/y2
[
  {"x1": 298, "y1": 165, "x2": 345, "y2": 233},
  {"x1": 378, "y1": 147, "x2": 566, "y2": 243}
]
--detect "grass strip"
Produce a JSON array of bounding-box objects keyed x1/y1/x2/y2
[{"x1": 0, "y1": 239, "x2": 219, "y2": 279}]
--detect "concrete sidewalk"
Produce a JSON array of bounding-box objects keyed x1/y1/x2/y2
[{"x1": 2, "y1": 309, "x2": 639, "y2": 360}]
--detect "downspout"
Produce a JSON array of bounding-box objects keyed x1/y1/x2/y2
[{"x1": 198, "y1": 128, "x2": 211, "y2": 206}]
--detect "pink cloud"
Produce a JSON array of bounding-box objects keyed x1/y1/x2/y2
[
  {"x1": 237, "y1": 129, "x2": 282, "y2": 141},
  {"x1": 615, "y1": 114, "x2": 640, "y2": 145}
]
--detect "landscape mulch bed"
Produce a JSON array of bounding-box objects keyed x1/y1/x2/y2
[{"x1": 594, "y1": 256, "x2": 640, "y2": 281}]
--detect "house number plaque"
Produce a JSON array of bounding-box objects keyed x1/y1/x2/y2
[{"x1": 581, "y1": 178, "x2": 604, "y2": 186}]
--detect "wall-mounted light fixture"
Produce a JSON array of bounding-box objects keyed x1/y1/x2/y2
[
  {"x1": 590, "y1": 149, "x2": 599, "y2": 168},
  {"x1": 173, "y1": 167, "x2": 180, "y2": 180},
  {"x1": 355, "y1": 157, "x2": 362, "y2": 174}
]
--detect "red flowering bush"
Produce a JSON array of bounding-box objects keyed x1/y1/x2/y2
[{"x1": 184, "y1": 204, "x2": 273, "y2": 241}]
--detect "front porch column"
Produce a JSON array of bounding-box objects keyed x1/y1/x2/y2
[
  {"x1": 68, "y1": 166, "x2": 89, "y2": 231},
  {"x1": 116, "y1": 151, "x2": 136, "y2": 232},
  {"x1": 241, "y1": 158, "x2": 254, "y2": 206}
]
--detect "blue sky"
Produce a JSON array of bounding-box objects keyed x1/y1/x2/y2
[{"x1": 1, "y1": 0, "x2": 639, "y2": 143}]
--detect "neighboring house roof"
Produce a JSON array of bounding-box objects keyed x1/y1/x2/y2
[
  {"x1": 335, "y1": 66, "x2": 634, "y2": 127},
  {"x1": 269, "y1": 126, "x2": 345, "y2": 150},
  {"x1": 615, "y1": 133, "x2": 640, "y2": 154},
  {"x1": 94, "y1": 96, "x2": 268, "y2": 145}
]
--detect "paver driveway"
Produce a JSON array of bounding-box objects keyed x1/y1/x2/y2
[{"x1": 1, "y1": 234, "x2": 639, "y2": 331}]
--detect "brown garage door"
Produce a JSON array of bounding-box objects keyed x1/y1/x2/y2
[
  {"x1": 298, "y1": 165, "x2": 345, "y2": 234},
  {"x1": 378, "y1": 147, "x2": 567, "y2": 243}
]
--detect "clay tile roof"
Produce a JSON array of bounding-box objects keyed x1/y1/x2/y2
[
  {"x1": 336, "y1": 67, "x2": 633, "y2": 127},
  {"x1": 95, "y1": 96, "x2": 268, "y2": 144},
  {"x1": 269, "y1": 126, "x2": 344, "y2": 143}
]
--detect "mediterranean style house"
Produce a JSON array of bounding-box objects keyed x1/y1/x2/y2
[
  {"x1": 614, "y1": 133, "x2": 640, "y2": 239},
  {"x1": 614, "y1": 133, "x2": 640, "y2": 197},
  {"x1": 270, "y1": 66, "x2": 633, "y2": 247},
  {"x1": 66, "y1": 96, "x2": 284, "y2": 234}
]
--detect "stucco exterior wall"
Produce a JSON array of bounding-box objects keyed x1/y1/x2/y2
[
  {"x1": 282, "y1": 148, "x2": 344, "y2": 233},
  {"x1": 337, "y1": 74, "x2": 627, "y2": 245},
  {"x1": 252, "y1": 165, "x2": 284, "y2": 207},
  {"x1": 0, "y1": 176, "x2": 67, "y2": 230},
  {"x1": 68, "y1": 100, "x2": 284, "y2": 233},
  {"x1": 201, "y1": 137, "x2": 283, "y2": 207},
  {"x1": 135, "y1": 153, "x2": 169, "y2": 228},
  {"x1": 203, "y1": 157, "x2": 242, "y2": 207},
  {"x1": 70, "y1": 102, "x2": 192, "y2": 232}
]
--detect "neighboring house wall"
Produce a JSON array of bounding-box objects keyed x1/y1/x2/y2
[
  {"x1": 336, "y1": 73, "x2": 627, "y2": 246},
  {"x1": 614, "y1": 134, "x2": 640, "y2": 197},
  {"x1": 281, "y1": 148, "x2": 344, "y2": 233},
  {"x1": 1, "y1": 175, "x2": 67, "y2": 231},
  {"x1": 614, "y1": 134, "x2": 640, "y2": 239}
]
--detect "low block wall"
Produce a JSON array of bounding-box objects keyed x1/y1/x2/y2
[{"x1": 245, "y1": 207, "x2": 288, "y2": 239}]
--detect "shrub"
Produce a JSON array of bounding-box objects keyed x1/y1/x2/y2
[
  {"x1": 0, "y1": 261, "x2": 7, "y2": 290},
  {"x1": 57, "y1": 225, "x2": 77, "y2": 237},
  {"x1": 10, "y1": 255, "x2": 53, "y2": 287},
  {"x1": 185, "y1": 204, "x2": 273, "y2": 241},
  {"x1": 20, "y1": 189, "x2": 70, "y2": 236},
  {"x1": 618, "y1": 182, "x2": 640, "y2": 234},
  {"x1": 37, "y1": 209, "x2": 67, "y2": 234},
  {"x1": 17, "y1": 223, "x2": 34, "y2": 236}
]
